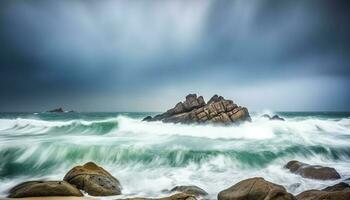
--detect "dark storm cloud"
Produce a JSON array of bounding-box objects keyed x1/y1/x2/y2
[{"x1": 0, "y1": 0, "x2": 349, "y2": 111}]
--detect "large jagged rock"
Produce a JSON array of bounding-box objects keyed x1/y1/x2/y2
[
  {"x1": 285, "y1": 160, "x2": 341, "y2": 180},
  {"x1": 63, "y1": 162, "x2": 121, "y2": 196},
  {"x1": 143, "y1": 94, "x2": 251, "y2": 124},
  {"x1": 7, "y1": 180, "x2": 83, "y2": 198},
  {"x1": 116, "y1": 193, "x2": 196, "y2": 200},
  {"x1": 296, "y1": 182, "x2": 350, "y2": 200},
  {"x1": 218, "y1": 177, "x2": 295, "y2": 200}
]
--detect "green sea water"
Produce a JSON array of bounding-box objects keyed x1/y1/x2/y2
[{"x1": 0, "y1": 112, "x2": 349, "y2": 199}]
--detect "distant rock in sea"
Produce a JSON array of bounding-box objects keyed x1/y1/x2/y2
[
  {"x1": 262, "y1": 114, "x2": 285, "y2": 121},
  {"x1": 143, "y1": 94, "x2": 251, "y2": 124},
  {"x1": 47, "y1": 107, "x2": 64, "y2": 113},
  {"x1": 47, "y1": 107, "x2": 75, "y2": 113}
]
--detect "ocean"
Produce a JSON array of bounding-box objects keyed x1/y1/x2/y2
[{"x1": 0, "y1": 111, "x2": 349, "y2": 199}]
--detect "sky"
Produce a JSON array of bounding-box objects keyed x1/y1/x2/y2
[{"x1": 0, "y1": 0, "x2": 349, "y2": 112}]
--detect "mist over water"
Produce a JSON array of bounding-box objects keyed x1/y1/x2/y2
[{"x1": 0, "y1": 112, "x2": 350, "y2": 199}]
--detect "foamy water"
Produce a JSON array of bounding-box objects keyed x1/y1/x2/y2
[{"x1": 0, "y1": 112, "x2": 349, "y2": 199}]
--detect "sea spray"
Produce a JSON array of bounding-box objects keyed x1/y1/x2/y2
[{"x1": 0, "y1": 112, "x2": 349, "y2": 199}]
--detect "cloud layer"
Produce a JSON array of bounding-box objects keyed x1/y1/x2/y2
[{"x1": 1, "y1": 0, "x2": 349, "y2": 111}]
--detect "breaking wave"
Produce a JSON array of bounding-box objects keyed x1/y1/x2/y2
[{"x1": 0, "y1": 112, "x2": 350, "y2": 198}]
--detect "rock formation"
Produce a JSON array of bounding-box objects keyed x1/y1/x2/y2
[
  {"x1": 143, "y1": 94, "x2": 251, "y2": 124},
  {"x1": 296, "y1": 182, "x2": 350, "y2": 200},
  {"x1": 7, "y1": 181, "x2": 83, "y2": 198},
  {"x1": 218, "y1": 177, "x2": 295, "y2": 200},
  {"x1": 285, "y1": 160, "x2": 341, "y2": 180},
  {"x1": 63, "y1": 162, "x2": 121, "y2": 196}
]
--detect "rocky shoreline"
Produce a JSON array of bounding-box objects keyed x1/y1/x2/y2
[{"x1": 6, "y1": 161, "x2": 350, "y2": 200}]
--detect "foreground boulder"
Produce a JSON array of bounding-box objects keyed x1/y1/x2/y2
[
  {"x1": 285, "y1": 160, "x2": 341, "y2": 180},
  {"x1": 116, "y1": 193, "x2": 196, "y2": 200},
  {"x1": 143, "y1": 94, "x2": 251, "y2": 124},
  {"x1": 8, "y1": 180, "x2": 83, "y2": 198},
  {"x1": 218, "y1": 177, "x2": 295, "y2": 200},
  {"x1": 64, "y1": 162, "x2": 121, "y2": 196},
  {"x1": 296, "y1": 182, "x2": 350, "y2": 200},
  {"x1": 169, "y1": 185, "x2": 208, "y2": 197},
  {"x1": 262, "y1": 114, "x2": 285, "y2": 121}
]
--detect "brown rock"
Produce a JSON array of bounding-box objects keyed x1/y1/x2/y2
[
  {"x1": 63, "y1": 162, "x2": 121, "y2": 196},
  {"x1": 218, "y1": 177, "x2": 295, "y2": 200},
  {"x1": 7, "y1": 180, "x2": 83, "y2": 198},
  {"x1": 285, "y1": 160, "x2": 341, "y2": 180},
  {"x1": 170, "y1": 185, "x2": 208, "y2": 197},
  {"x1": 296, "y1": 182, "x2": 350, "y2": 200},
  {"x1": 143, "y1": 94, "x2": 250, "y2": 124}
]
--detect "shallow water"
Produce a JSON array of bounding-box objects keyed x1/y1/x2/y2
[{"x1": 0, "y1": 111, "x2": 350, "y2": 199}]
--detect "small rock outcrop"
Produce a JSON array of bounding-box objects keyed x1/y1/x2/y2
[
  {"x1": 48, "y1": 107, "x2": 64, "y2": 113},
  {"x1": 285, "y1": 160, "x2": 341, "y2": 180},
  {"x1": 296, "y1": 182, "x2": 350, "y2": 200},
  {"x1": 169, "y1": 185, "x2": 208, "y2": 197},
  {"x1": 218, "y1": 177, "x2": 295, "y2": 200},
  {"x1": 143, "y1": 94, "x2": 251, "y2": 124},
  {"x1": 7, "y1": 180, "x2": 83, "y2": 198},
  {"x1": 262, "y1": 114, "x2": 285, "y2": 121},
  {"x1": 116, "y1": 193, "x2": 196, "y2": 200},
  {"x1": 63, "y1": 162, "x2": 121, "y2": 196}
]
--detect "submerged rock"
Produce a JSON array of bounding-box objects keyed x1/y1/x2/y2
[
  {"x1": 64, "y1": 162, "x2": 121, "y2": 196},
  {"x1": 262, "y1": 114, "x2": 285, "y2": 121},
  {"x1": 143, "y1": 94, "x2": 251, "y2": 124},
  {"x1": 285, "y1": 160, "x2": 341, "y2": 180},
  {"x1": 116, "y1": 193, "x2": 196, "y2": 200},
  {"x1": 296, "y1": 182, "x2": 350, "y2": 200},
  {"x1": 7, "y1": 180, "x2": 83, "y2": 198},
  {"x1": 169, "y1": 185, "x2": 208, "y2": 197},
  {"x1": 218, "y1": 177, "x2": 295, "y2": 200}
]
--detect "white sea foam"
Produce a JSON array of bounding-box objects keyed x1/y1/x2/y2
[{"x1": 0, "y1": 114, "x2": 350, "y2": 199}]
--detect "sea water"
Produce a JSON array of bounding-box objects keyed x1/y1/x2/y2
[{"x1": 0, "y1": 112, "x2": 349, "y2": 199}]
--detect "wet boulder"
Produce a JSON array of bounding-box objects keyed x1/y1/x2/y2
[
  {"x1": 218, "y1": 177, "x2": 295, "y2": 200},
  {"x1": 296, "y1": 182, "x2": 350, "y2": 200},
  {"x1": 143, "y1": 94, "x2": 251, "y2": 124},
  {"x1": 7, "y1": 180, "x2": 83, "y2": 198},
  {"x1": 169, "y1": 185, "x2": 208, "y2": 197},
  {"x1": 64, "y1": 162, "x2": 121, "y2": 196},
  {"x1": 285, "y1": 160, "x2": 341, "y2": 180}
]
